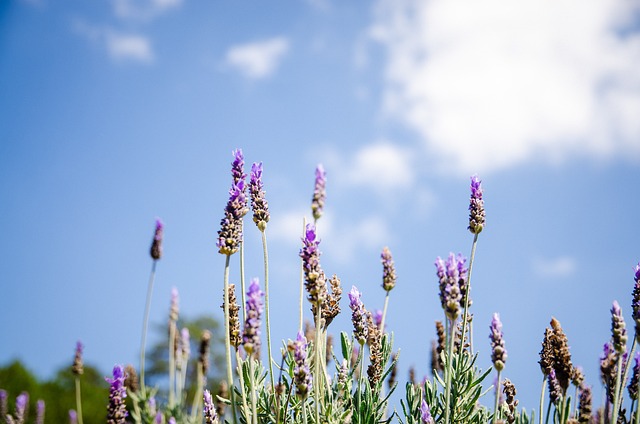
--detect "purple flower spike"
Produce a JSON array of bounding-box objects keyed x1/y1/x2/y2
[
  {"x1": 435, "y1": 253, "x2": 467, "y2": 321},
  {"x1": 154, "y1": 412, "x2": 163, "y2": 424},
  {"x1": 203, "y1": 389, "x2": 219, "y2": 424},
  {"x1": 243, "y1": 278, "x2": 264, "y2": 356},
  {"x1": 36, "y1": 399, "x2": 45, "y2": 424},
  {"x1": 249, "y1": 162, "x2": 270, "y2": 231},
  {"x1": 611, "y1": 300, "x2": 627, "y2": 353},
  {"x1": 15, "y1": 392, "x2": 27, "y2": 423},
  {"x1": 293, "y1": 331, "x2": 312, "y2": 398},
  {"x1": 300, "y1": 223, "x2": 327, "y2": 307},
  {"x1": 148, "y1": 397, "x2": 156, "y2": 416},
  {"x1": 69, "y1": 410, "x2": 78, "y2": 424},
  {"x1": 468, "y1": 175, "x2": 485, "y2": 234},
  {"x1": 105, "y1": 365, "x2": 128, "y2": 424},
  {"x1": 373, "y1": 309, "x2": 383, "y2": 329},
  {"x1": 381, "y1": 246, "x2": 397, "y2": 292},
  {"x1": 0, "y1": 390, "x2": 7, "y2": 421},
  {"x1": 632, "y1": 262, "x2": 640, "y2": 342},
  {"x1": 349, "y1": 286, "x2": 369, "y2": 345},
  {"x1": 168, "y1": 418, "x2": 176, "y2": 424},
  {"x1": 420, "y1": 399, "x2": 433, "y2": 424},
  {"x1": 72, "y1": 340, "x2": 84, "y2": 375},
  {"x1": 217, "y1": 150, "x2": 248, "y2": 256},
  {"x1": 150, "y1": 217, "x2": 164, "y2": 260},
  {"x1": 311, "y1": 164, "x2": 326, "y2": 221},
  {"x1": 170, "y1": 287, "x2": 179, "y2": 322},
  {"x1": 489, "y1": 313, "x2": 507, "y2": 371}
]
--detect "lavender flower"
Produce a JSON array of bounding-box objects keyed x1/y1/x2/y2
[
  {"x1": 381, "y1": 246, "x2": 397, "y2": 292},
  {"x1": 168, "y1": 418, "x2": 176, "y2": 424},
  {"x1": 0, "y1": 390, "x2": 7, "y2": 422},
  {"x1": 181, "y1": 327, "x2": 191, "y2": 360},
  {"x1": 154, "y1": 412, "x2": 163, "y2": 424},
  {"x1": 15, "y1": 393, "x2": 27, "y2": 424},
  {"x1": 489, "y1": 313, "x2": 507, "y2": 371},
  {"x1": 311, "y1": 164, "x2": 326, "y2": 221},
  {"x1": 199, "y1": 330, "x2": 212, "y2": 377},
  {"x1": 548, "y1": 368, "x2": 562, "y2": 404},
  {"x1": 293, "y1": 331, "x2": 312, "y2": 398},
  {"x1": 633, "y1": 262, "x2": 640, "y2": 340},
  {"x1": 150, "y1": 218, "x2": 164, "y2": 260},
  {"x1": 105, "y1": 365, "x2": 128, "y2": 424},
  {"x1": 629, "y1": 352, "x2": 640, "y2": 400},
  {"x1": 243, "y1": 278, "x2": 264, "y2": 356},
  {"x1": 170, "y1": 287, "x2": 179, "y2": 322},
  {"x1": 221, "y1": 284, "x2": 241, "y2": 349},
  {"x1": 204, "y1": 389, "x2": 219, "y2": 424},
  {"x1": 249, "y1": 162, "x2": 269, "y2": 231},
  {"x1": 322, "y1": 274, "x2": 342, "y2": 328},
  {"x1": 349, "y1": 286, "x2": 369, "y2": 345},
  {"x1": 299, "y1": 223, "x2": 327, "y2": 307},
  {"x1": 468, "y1": 175, "x2": 485, "y2": 234},
  {"x1": 36, "y1": 400, "x2": 45, "y2": 424},
  {"x1": 600, "y1": 341, "x2": 618, "y2": 402},
  {"x1": 373, "y1": 309, "x2": 383, "y2": 329},
  {"x1": 72, "y1": 340, "x2": 84, "y2": 375},
  {"x1": 217, "y1": 150, "x2": 248, "y2": 255},
  {"x1": 148, "y1": 397, "x2": 157, "y2": 416},
  {"x1": 69, "y1": 410, "x2": 78, "y2": 424},
  {"x1": 435, "y1": 253, "x2": 467, "y2": 321},
  {"x1": 578, "y1": 385, "x2": 592, "y2": 424},
  {"x1": 420, "y1": 399, "x2": 433, "y2": 424},
  {"x1": 611, "y1": 300, "x2": 627, "y2": 353}
]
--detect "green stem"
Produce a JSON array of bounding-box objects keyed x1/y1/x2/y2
[
  {"x1": 493, "y1": 370, "x2": 502, "y2": 424},
  {"x1": 612, "y1": 352, "x2": 625, "y2": 424},
  {"x1": 250, "y1": 357, "x2": 258, "y2": 424},
  {"x1": 190, "y1": 362, "x2": 204, "y2": 422},
  {"x1": 314, "y1": 304, "x2": 322, "y2": 424},
  {"x1": 380, "y1": 292, "x2": 390, "y2": 334},
  {"x1": 169, "y1": 320, "x2": 176, "y2": 408},
  {"x1": 620, "y1": 339, "x2": 637, "y2": 405},
  {"x1": 544, "y1": 399, "x2": 552, "y2": 424},
  {"x1": 460, "y1": 233, "x2": 479, "y2": 354},
  {"x1": 261, "y1": 229, "x2": 275, "y2": 389},
  {"x1": 236, "y1": 351, "x2": 251, "y2": 424},
  {"x1": 240, "y1": 238, "x2": 247, "y2": 324},
  {"x1": 357, "y1": 342, "x2": 365, "y2": 421},
  {"x1": 539, "y1": 376, "x2": 546, "y2": 424},
  {"x1": 444, "y1": 318, "x2": 456, "y2": 424},
  {"x1": 75, "y1": 376, "x2": 84, "y2": 424},
  {"x1": 139, "y1": 260, "x2": 157, "y2": 396},
  {"x1": 223, "y1": 254, "x2": 238, "y2": 424}
]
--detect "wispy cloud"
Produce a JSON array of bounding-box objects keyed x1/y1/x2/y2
[
  {"x1": 112, "y1": 0, "x2": 183, "y2": 21},
  {"x1": 369, "y1": 0, "x2": 640, "y2": 175},
  {"x1": 225, "y1": 37, "x2": 290, "y2": 80},
  {"x1": 532, "y1": 256, "x2": 577, "y2": 278},
  {"x1": 73, "y1": 20, "x2": 154, "y2": 64}
]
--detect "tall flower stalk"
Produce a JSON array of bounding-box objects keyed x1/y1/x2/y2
[
  {"x1": 141, "y1": 218, "x2": 163, "y2": 395},
  {"x1": 72, "y1": 341, "x2": 84, "y2": 424},
  {"x1": 490, "y1": 313, "x2": 507, "y2": 423},
  {"x1": 311, "y1": 164, "x2": 326, "y2": 223},
  {"x1": 611, "y1": 300, "x2": 628, "y2": 424},
  {"x1": 380, "y1": 246, "x2": 397, "y2": 333},
  {"x1": 168, "y1": 287, "x2": 179, "y2": 408},
  {"x1": 106, "y1": 365, "x2": 128, "y2": 424}
]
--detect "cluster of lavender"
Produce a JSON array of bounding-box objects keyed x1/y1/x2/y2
[{"x1": 7, "y1": 151, "x2": 640, "y2": 424}]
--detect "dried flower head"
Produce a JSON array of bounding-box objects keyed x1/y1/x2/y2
[
  {"x1": 203, "y1": 390, "x2": 219, "y2": 424},
  {"x1": 300, "y1": 224, "x2": 327, "y2": 309},
  {"x1": 600, "y1": 341, "x2": 618, "y2": 402},
  {"x1": 216, "y1": 380, "x2": 228, "y2": 418},
  {"x1": 367, "y1": 312, "x2": 383, "y2": 388},
  {"x1": 322, "y1": 274, "x2": 342, "y2": 328},
  {"x1": 578, "y1": 385, "x2": 592, "y2": 424},
  {"x1": 420, "y1": 399, "x2": 433, "y2": 424},
  {"x1": 611, "y1": 300, "x2": 628, "y2": 353},
  {"x1": 468, "y1": 175, "x2": 485, "y2": 234},
  {"x1": 381, "y1": 247, "x2": 397, "y2": 292},
  {"x1": 72, "y1": 341, "x2": 84, "y2": 376},
  {"x1": 106, "y1": 365, "x2": 128, "y2": 424},
  {"x1": 311, "y1": 164, "x2": 326, "y2": 221},
  {"x1": 243, "y1": 278, "x2": 264, "y2": 356},
  {"x1": 150, "y1": 218, "x2": 164, "y2": 260},
  {"x1": 633, "y1": 263, "x2": 640, "y2": 341},
  {"x1": 490, "y1": 313, "x2": 507, "y2": 371},
  {"x1": 349, "y1": 286, "x2": 369, "y2": 345},
  {"x1": 389, "y1": 352, "x2": 398, "y2": 390},
  {"x1": 408, "y1": 366, "x2": 416, "y2": 386},
  {"x1": 629, "y1": 352, "x2": 640, "y2": 400},
  {"x1": 549, "y1": 317, "x2": 573, "y2": 393},
  {"x1": 435, "y1": 321, "x2": 446, "y2": 372},
  {"x1": 293, "y1": 331, "x2": 312, "y2": 399},
  {"x1": 539, "y1": 327, "x2": 553, "y2": 375},
  {"x1": 571, "y1": 366, "x2": 585, "y2": 387},
  {"x1": 221, "y1": 284, "x2": 241, "y2": 349},
  {"x1": 124, "y1": 364, "x2": 139, "y2": 393},
  {"x1": 503, "y1": 379, "x2": 518, "y2": 424},
  {"x1": 181, "y1": 327, "x2": 191, "y2": 360},
  {"x1": 249, "y1": 162, "x2": 269, "y2": 231},
  {"x1": 199, "y1": 330, "x2": 212, "y2": 377}
]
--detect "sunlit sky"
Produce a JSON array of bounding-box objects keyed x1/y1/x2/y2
[{"x1": 1, "y1": 0, "x2": 640, "y2": 412}]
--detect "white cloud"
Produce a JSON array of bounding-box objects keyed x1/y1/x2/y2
[
  {"x1": 225, "y1": 37, "x2": 290, "y2": 80},
  {"x1": 347, "y1": 142, "x2": 414, "y2": 191},
  {"x1": 106, "y1": 32, "x2": 154, "y2": 63},
  {"x1": 369, "y1": 0, "x2": 640, "y2": 175},
  {"x1": 532, "y1": 256, "x2": 577, "y2": 278},
  {"x1": 112, "y1": 0, "x2": 183, "y2": 21}
]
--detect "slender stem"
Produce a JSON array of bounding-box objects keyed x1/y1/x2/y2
[
  {"x1": 169, "y1": 320, "x2": 176, "y2": 408},
  {"x1": 539, "y1": 376, "x2": 546, "y2": 424},
  {"x1": 261, "y1": 229, "x2": 275, "y2": 389},
  {"x1": 139, "y1": 260, "x2": 157, "y2": 396},
  {"x1": 236, "y1": 351, "x2": 251, "y2": 424},
  {"x1": 461, "y1": 233, "x2": 479, "y2": 354},
  {"x1": 620, "y1": 339, "x2": 637, "y2": 405},
  {"x1": 250, "y1": 357, "x2": 258, "y2": 424},
  {"x1": 314, "y1": 304, "x2": 322, "y2": 424},
  {"x1": 190, "y1": 362, "x2": 204, "y2": 422},
  {"x1": 240, "y1": 239, "x2": 247, "y2": 324},
  {"x1": 223, "y1": 254, "x2": 238, "y2": 424},
  {"x1": 544, "y1": 399, "x2": 552, "y2": 424},
  {"x1": 492, "y1": 370, "x2": 502, "y2": 424},
  {"x1": 302, "y1": 399, "x2": 308, "y2": 424},
  {"x1": 357, "y1": 342, "x2": 365, "y2": 421},
  {"x1": 444, "y1": 318, "x2": 456, "y2": 424},
  {"x1": 380, "y1": 292, "x2": 390, "y2": 334},
  {"x1": 75, "y1": 376, "x2": 84, "y2": 424},
  {"x1": 612, "y1": 353, "x2": 625, "y2": 424},
  {"x1": 299, "y1": 218, "x2": 306, "y2": 333}
]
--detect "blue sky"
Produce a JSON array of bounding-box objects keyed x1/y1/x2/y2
[{"x1": 1, "y1": 0, "x2": 640, "y2": 412}]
